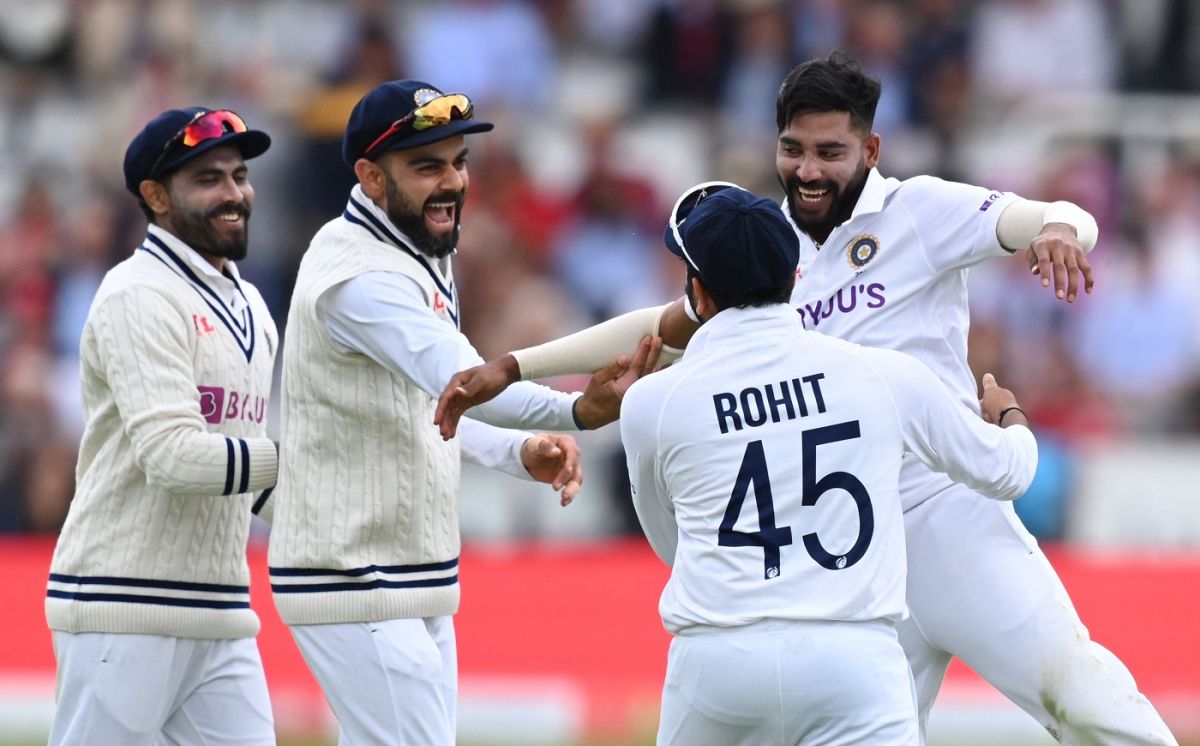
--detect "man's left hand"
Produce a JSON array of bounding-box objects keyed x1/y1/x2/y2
[
  {"x1": 521, "y1": 433, "x2": 583, "y2": 506},
  {"x1": 1026, "y1": 223, "x2": 1094, "y2": 303},
  {"x1": 572, "y1": 335, "x2": 663, "y2": 429}
]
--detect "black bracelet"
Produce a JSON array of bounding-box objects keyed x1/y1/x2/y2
[
  {"x1": 571, "y1": 398, "x2": 588, "y2": 430},
  {"x1": 998, "y1": 406, "x2": 1027, "y2": 427}
]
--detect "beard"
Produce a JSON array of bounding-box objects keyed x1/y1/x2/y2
[
  {"x1": 167, "y1": 195, "x2": 250, "y2": 261},
  {"x1": 384, "y1": 172, "x2": 464, "y2": 259},
  {"x1": 781, "y1": 160, "x2": 869, "y2": 243}
]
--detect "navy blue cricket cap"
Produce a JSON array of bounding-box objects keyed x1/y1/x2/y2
[
  {"x1": 342, "y1": 80, "x2": 494, "y2": 167},
  {"x1": 667, "y1": 184, "x2": 800, "y2": 297},
  {"x1": 123, "y1": 107, "x2": 271, "y2": 197}
]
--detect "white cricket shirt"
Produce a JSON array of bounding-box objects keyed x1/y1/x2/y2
[
  {"x1": 620, "y1": 305, "x2": 1035, "y2": 634},
  {"x1": 786, "y1": 169, "x2": 1020, "y2": 510}
]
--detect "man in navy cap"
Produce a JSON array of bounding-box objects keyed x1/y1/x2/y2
[
  {"x1": 45, "y1": 107, "x2": 280, "y2": 745},
  {"x1": 269, "y1": 80, "x2": 653, "y2": 744},
  {"x1": 619, "y1": 184, "x2": 1038, "y2": 745}
]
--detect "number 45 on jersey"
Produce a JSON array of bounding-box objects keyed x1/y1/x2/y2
[{"x1": 719, "y1": 421, "x2": 875, "y2": 579}]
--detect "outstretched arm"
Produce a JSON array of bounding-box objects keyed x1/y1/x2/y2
[
  {"x1": 434, "y1": 301, "x2": 691, "y2": 437},
  {"x1": 997, "y1": 199, "x2": 1098, "y2": 303},
  {"x1": 436, "y1": 334, "x2": 662, "y2": 439}
]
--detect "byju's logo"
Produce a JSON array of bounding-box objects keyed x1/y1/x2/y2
[{"x1": 197, "y1": 385, "x2": 226, "y2": 425}]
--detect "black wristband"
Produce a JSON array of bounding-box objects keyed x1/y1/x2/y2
[
  {"x1": 571, "y1": 397, "x2": 588, "y2": 430},
  {"x1": 998, "y1": 406, "x2": 1027, "y2": 427}
]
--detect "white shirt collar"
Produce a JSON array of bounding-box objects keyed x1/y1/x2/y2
[
  {"x1": 781, "y1": 167, "x2": 892, "y2": 242},
  {"x1": 685, "y1": 304, "x2": 802, "y2": 358}
]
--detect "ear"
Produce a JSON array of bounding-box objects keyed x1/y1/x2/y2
[
  {"x1": 355, "y1": 158, "x2": 387, "y2": 200},
  {"x1": 864, "y1": 132, "x2": 881, "y2": 169},
  {"x1": 691, "y1": 276, "x2": 718, "y2": 321},
  {"x1": 138, "y1": 180, "x2": 171, "y2": 217}
]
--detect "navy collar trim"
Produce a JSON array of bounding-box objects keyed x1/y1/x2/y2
[
  {"x1": 343, "y1": 193, "x2": 459, "y2": 328},
  {"x1": 140, "y1": 235, "x2": 256, "y2": 361}
]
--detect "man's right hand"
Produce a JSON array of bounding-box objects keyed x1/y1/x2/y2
[{"x1": 435, "y1": 354, "x2": 521, "y2": 440}]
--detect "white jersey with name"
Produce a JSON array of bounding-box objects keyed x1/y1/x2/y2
[
  {"x1": 620, "y1": 305, "x2": 1035, "y2": 634},
  {"x1": 786, "y1": 169, "x2": 1019, "y2": 511}
]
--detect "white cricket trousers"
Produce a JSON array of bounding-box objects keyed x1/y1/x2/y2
[
  {"x1": 657, "y1": 618, "x2": 919, "y2": 745},
  {"x1": 49, "y1": 631, "x2": 274, "y2": 746},
  {"x1": 899, "y1": 485, "x2": 1177, "y2": 745},
  {"x1": 290, "y1": 616, "x2": 457, "y2": 746}
]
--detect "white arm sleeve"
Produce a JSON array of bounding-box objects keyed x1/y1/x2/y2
[
  {"x1": 319, "y1": 271, "x2": 579, "y2": 431},
  {"x1": 619, "y1": 384, "x2": 678, "y2": 565},
  {"x1": 997, "y1": 199, "x2": 1099, "y2": 253},
  {"x1": 511, "y1": 302, "x2": 682, "y2": 380},
  {"x1": 458, "y1": 417, "x2": 533, "y2": 480},
  {"x1": 883, "y1": 351, "x2": 1038, "y2": 501}
]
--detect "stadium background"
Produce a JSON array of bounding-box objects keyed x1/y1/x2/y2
[{"x1": 1, "y1": 0, "x2": 1198, "y2": 744}]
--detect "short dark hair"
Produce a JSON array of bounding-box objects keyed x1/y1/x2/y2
[
  {"x1": 689, "y1": 267, "x2": 795, "y2": 313},
  {"x1": 776, "y1": 52, "x2": 881, "y2": 134}
]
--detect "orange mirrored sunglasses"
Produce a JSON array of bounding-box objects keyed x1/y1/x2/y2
[
  {"x1": 364, "y1": 94, "x2": 473, "y2": 156},
  {"x1": 149, "y1": 110, "x2": 249, "y2": 178}
]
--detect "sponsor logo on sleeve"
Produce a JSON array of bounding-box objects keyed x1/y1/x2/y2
[{"x1": 978, "y1": 191, "x2": 1003, "y2": 212}]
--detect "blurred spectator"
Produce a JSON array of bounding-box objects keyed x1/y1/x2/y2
[
  {"x1": 641, "y1": 0, "x2": 733, "y2": 107},
  {"x1": 790, "y1": 0, "x2": 850, "y2": 60},
  {"x1": 401, "y1": 0, "x2": 556, "y2": 110},
  {"x1": 550, "y1": 123, "x2": 665, "y2": 321},
  {"x1": 969, "y1": 0, "x2": 1118, "y2": 109},
  {"x1": 290, "y1": 18, "x2": 403, "y2": 246},
  {"x1": 844, "y1": 0, "x2": 911, "y2": 136},
  {"x1": 1070, "y1": 233, "x2": 1200, "y2": 431},
  {"x1": 717, "y1": 0, "x2": 796, "y2": 151}
]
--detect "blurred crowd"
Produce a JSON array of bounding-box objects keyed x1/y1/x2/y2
[{"x1": 2, "y1": 0, "x2": 1199, "y2": 540}]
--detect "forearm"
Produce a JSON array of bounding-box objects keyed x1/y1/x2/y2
[
  {"x1": 469, "y1": 382, "x2": 580, "y2": 431},
  {"x1": 511, "y1": 302, "x2": 683, "y2": 381},
  {"x1": 997, "y1": 199, "x2": 1098, "y2": 253},
  {"x1": 133, "y1": 418, "x2": 278, "y2": 496},
  {"x1": 459, "y1": 417, "x2": 531, "y2": 480}
]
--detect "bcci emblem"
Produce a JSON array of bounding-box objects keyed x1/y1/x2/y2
[
  {"x1": 846, "y1": 233, "x2": 881, "y2": 271},
  {"x1": 413, "y1": 87, "x2": 443, "y2": 106}
]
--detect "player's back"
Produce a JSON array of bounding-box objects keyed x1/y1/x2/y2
[{"x1": 623, "y1": 304, "x2": 912, "y2": 634}]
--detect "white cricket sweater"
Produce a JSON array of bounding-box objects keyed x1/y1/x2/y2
[
  {"x1": 270, "y1": 189, "x2": 466, "y2": 625},
  {"x1": 46, "y1": 225, "x2": 279, "y2": 639}
]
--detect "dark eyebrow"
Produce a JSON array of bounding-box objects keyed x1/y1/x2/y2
[
  {"x1": 190, "y1": 162, "x2": 247, "y2": 178},
  {"x1": 778, "y1": 136, "x2": 849, "y2": 150},
  {"x1": 408, "y1": 146, "x2": 470, "y2": 168}
]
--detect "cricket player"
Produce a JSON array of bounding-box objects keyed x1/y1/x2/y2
[
  {"x1": 270, "y1": 79, "x2": 651, "y2": 745},
  {"x1": 436, "y1": 56, "x2": 1178, "y2": 745},
  {"x1": 622, "y1": 185, "x2": 1037, "y2": 745},
  {"x1": 46, "y1": 108, "x2": 279, "y2": 744}
]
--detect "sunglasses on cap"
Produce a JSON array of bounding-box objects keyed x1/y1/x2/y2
[
  {"x1": 668, "y1": 181, "x2": 744, "y2": 271},
  {"x1": 148, "y1": 109, "x2": 249, "y2": 179},
  {"x1": 363, "y1": 94, "x2": 474, "y2": 157}
]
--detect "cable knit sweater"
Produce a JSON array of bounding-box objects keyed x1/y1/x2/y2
[{"x1": 46, "y1": 226, "x2": 278, "y2": 639}]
